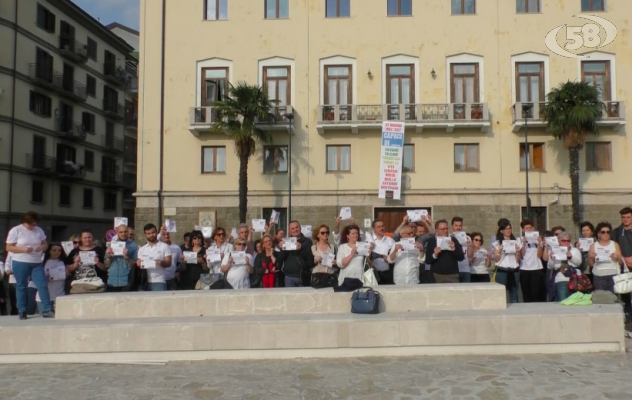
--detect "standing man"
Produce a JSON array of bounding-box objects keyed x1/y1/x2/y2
[
  {"x1": 276, "y1": 220, "x2": 315, "y2": 287},
  {"x1": 612, "y1": 207, "x2": 632, "y2": 317},
  {"x1": 136, "y1": 224, "x2": 172, "y2": 291},
  {"x1": 161, "y1": 229, "x2": 182, "y2": 291},
  {"x1": 366, "y1": 220, "x2": 395, "y2": 284},
  {"x1": 425, "y1": 220, "x2": 464, "y2": 284},
  {"x1": 451, "y1": 217, "x2": 471, "y2": 283},
  {"x1": 104, "y1": 224, "x2": 138, "y2": 292}
]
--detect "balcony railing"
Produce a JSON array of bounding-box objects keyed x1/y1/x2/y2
[
  {"x1": 124, "y1": 148, "x2": 137, "y2": 165},
  {"x1": 27, "y1": 63, "x2": 87, "y2": 102},
  {"x1": 58, "y1": 36, "x2": 88, "y2": 63},
  {"x1": 103, "y1": 63, "x2": 127, "y2": 87},
  {"x1": 55, "y1": 118, "x2": 87, "y2": 141},
  {"x1": 25, "y1": 154, "x2": 56, "y2": 173},
  {"x1": 188, "y1": 105, "x2": 294, "y2": 135},
  {"x1": 123, "y1": 173, "x2": 136, "y2": 189},
  {"x1": 103, "y1": 99, "x2": 125, "y2": 120},
  {"x1": 317, "y1": 103, "x2": 490, "y2": 134},
  {"x1": 511, "y1": 101, "x2": 626, "y2": 132},
  {"x1": 127, "y1": 76, "x2": 138, "y2": 93},
  {"x1": 101, "y1": 171, "x2": 122, "y2": 186},
  {"x1": 57, "y1": 161, "x2": 86, "y2": 179},
  {"x1": 59, "y1": 77, "x2": 88, "y2": 102},
  {"x1": 125, "y1": 115, "x2": 138, "y2": 130},
  {"x1": 103, "y1": 135, "x2": 124, "y2": 152}
]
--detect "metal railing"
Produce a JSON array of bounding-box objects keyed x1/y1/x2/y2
[
  {"x1": 28, "y1": 63, "x2": 86, "y2": 101},
  {"x1": 25, "y1": 154, "x2": 56, "y2": 171},
  {"x1": 58, "y1": 35, "x2": 88, "y2": 62},
  {"x1": 103, "y1": 135, "x2": 124, "y2": 152},
  {"x1": 101, "y1": 171, "x2": 122, "y2": 185},
  {"x1": 55, "y1": 118, "x2": 87, "y2": 140},
  {"x1": 189, "y1": 105, "x2": 294, "y2": 126},
  {"x1": 57, "y1": 161, "x2": 86, "y2": 179},
  {"x1": 318, "y1": 103, "x2": 489, "y2": 123},
  {"x1": 123, "y1": 173, "x2": 136, "y2": 189},
  {"x1": 103, "y1": 62, "x2": 127, "y2": 86},
  {"x1": 511, "y1": 101, "x2": 626, "y2": 123},
  {"x1": 103, "y1": 99, "x2": 125, "y2": 119}
]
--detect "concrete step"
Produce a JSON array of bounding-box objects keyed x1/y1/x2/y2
[
  {"x1": 55, "y1": 283, "x2": 507, "y2": 320},
  {"x1": 0, "y1": 304, "x2": 623, "y2": 363}
]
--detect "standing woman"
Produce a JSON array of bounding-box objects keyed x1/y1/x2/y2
[
  {"x1": 273, "y1": 228, "x2": 286, "y2": 287},
  {"x1": 312, "y1": 224, "x2": 337, "y2": 271},
  {"x1": 221, "y1": 239, "x2": 253, "y2": 289},
  {"x1": 206, "y1": 227, "x2": 233, "y2": 282},
  {"x1": 387, "y1": 224, "x2": 425, "y2": 285},
  {"x1": 66, "y1": 230, "x2": 106, "y2": 284},
  {"x1": 4, "y1": 211, "x2": 54, "y2": 319},
  {"x1": 588, "y1": 222, "x2": 623, "y2": 294},
  {"x1": 253, "y1": 234, "x2": 276, "y2": 288},
  {"x1": 179, "y1": 230, "x2": 207, "y2": 290},
  {"x1": 336, "y1": 224, "x2": 368, "y2": 285},
  {"x1": 576, "y1": 222, "x2": 595, "y2": 281},
  {"x1": 467, "y1": 232, "x2": 491, "y2": 283},
  {"x1": 492, "y1": 221, "x2": 522, "y2": 303}
]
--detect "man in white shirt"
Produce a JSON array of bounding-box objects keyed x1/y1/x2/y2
[
  {"x1": 161, "y1": 230, "x2": 182, "y2": 290},
  {"x1": 136, "y1": 224, "x2": 172, "y2": 291},
  {"x1": 366, "y1": 219, "x2": 395, "y2": 284}
]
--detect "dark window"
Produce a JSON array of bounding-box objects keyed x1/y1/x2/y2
[
  {"x1": 586, "y1": 142, "x2": 612, "y2": 171},
  {"x1": 104, "y1": 85, "x2": 119, "y2": 109},
  {"x1": 204, "y1": 0, "x2": 228, "y2": 20},
  {"x1": 35, "y1": 48, "x2": 53, "y2": 82},
  {"x1": 451, "y1": 63, "x2": 480, "y2": 103},
  {"x1": 36, "y1": 4, "x2": 56, "y2": 33},
  {"x1": 263, "y1": 67, "x2": 291, "y2": 107},
  {"x1": 104, "y1": 192, "x2": 117, "y2": 211},
  {"x1": 60, "y1": 184, "x2": 71, "y2": 206},
  {"x1": 31, "y1": 180, "x2": 44, "y2": 203},
  {"x1": 387, "y1": 0, "x2": 412, "y2": 16},
  {"x1": 84, "y1": 150, "x2": 94, "y2": 171},
  {"x1": 87, "y1": 38, "x2": 97, "y2": 60},
  {"x1": 83, "y1": 188, "x2": 93, "y2": 208},
  {"x1": 82, "y1": 112, "x2": 95, "y2": 133},
  {"x1": 29, "y1": 91, "x2": 52, "y2": 117},
  {"x1": 582, "y1": 0, "x2": 605, "y2": 12},
  {"x1": 263, "y1": 146, "x2": 288, "y2": 173},
  {"x1": 326, "y1": 0, "x2": 350, "y2": 17},
  {"x1": 452, "y1": 0, "x2": 476, "y2": 14},
  {"x1": 265, "y1": 0, "x2": 289, "y2": 19},
  {"x1": 516, "y1": 0, "x2": 540, "y2": 13},
  {"x1": 86, "y1": 75, "x2": 96, "y2": 97}
]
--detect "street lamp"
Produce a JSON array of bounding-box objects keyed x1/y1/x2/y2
[
  {"x1": 522, "y1": 103, "x2": 534, "y2": 221},
  {"x1": 286, "y1": 112, "x2": 294, "y2": 222}
]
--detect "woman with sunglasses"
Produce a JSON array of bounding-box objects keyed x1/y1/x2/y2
[
  {"x1": 492, "y1": 221, "x2": 522, "y2": 303},
  {"x1": 221, "y1": 239, "x2": 253, "y2": 289},
  {"x1": 178, "y1": 230, "x2": 207, "y2": 290},
  {"x1": 206, "y1": 227, "x2": 233, "y2": 283},
  {"x1": 588, "y1": 222, "x2": 624, "y2": 294},
  {"x1": 467, "y1": 232, "x2": 491, "y2": 283},
  {"x1": 311, "y1": 225, "x2": 337, "y2": 277},
  {"x1": 253, "y1": 235, "x2": 276, "y2": 288}
]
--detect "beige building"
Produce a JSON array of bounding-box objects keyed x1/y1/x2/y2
[
  {"x1": 0, "y1": 0, "x2": 134, "y2": 242},
  {"x1": 136, "y1": 0, "x2": 630, "y2": 237}
]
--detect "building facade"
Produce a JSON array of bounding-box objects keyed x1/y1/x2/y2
[
  {"x1": 0, "y1": 0, "x2": 133, "y2": 242},
  {"x1": 136, "y1": 0, "x2": 630, "y2": 237}
]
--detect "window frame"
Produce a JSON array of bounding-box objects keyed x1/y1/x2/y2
[
  {"x1": 585, "y1": 142, "x2": 612, "y2": 171},
  {"x1": 201, "y1": 146, "x2": 227, "y2": 174},
  {"x1": 386, "y1": 64, "x2": 415, "y2": 104},
  {"x1": 515, "y1": 62, "x2": 545, "y2": 102},
  {"x1": 265, "y1": 0, "x2": 289, "y2": 19},
  {"x1": 86, "y1": 74, "x2": 97, "y2": 97},
  {"x1": 87, "y1": 37, "x2": 97, "y2": 60},
  {"x1": 324, "y1": 65, "x2": 352, "y2": 105},
  {"x1": 36, "y1": 4, "x2": 56, "y2": 33},
  {"x1": 84, "y1": 150, "x2": 95, "y2": 171},
  {"x1": 519, "y1": 142, "x2": 546, "y2": 171},
  {"x1": 104, "y1": 192, "x2": 117, "y2": 211},
  {"x1": 451, "y1": 0, "x2": 476, "y2": 15},
  {"x1": 581, "y1": 0, "x2": 605, "y2": 12},
  {"x1": 29, "y1": 91, "x2": 52, "y2": 117},
  {"x1": 450, "y1": 63, "x2": 480, "y2": 103},
  {"x1": 31, "y1": 180, "x2": 44, "y2": 204},
  {"x1": 387, "y1": 0, "x2": 412, "y2": 17},
  {"x1": 326, "y1": 144, "x2": 351, "y2": 173},
  {"x1": 516, "y1": 0, "x2": 540, "y2": 13},
  {"x1": 581, "y1": 60, "x2": 611, "y2": 101},
  {"x1": 326, "y1": 0, "x2": 350, "y2": 18},
  {"x1": 59, "y1": 184, "x2": 71, "y2": 207},
  {"x1": 82, "y1": 112, "x2": 96, "y2": 133},
  {"x1": 201, "y1": 67, "x2": 229, "y2": 106},
  {"x1": 204, "y1": 0, "x2": 228, "y2": 20},
  {"x1": 83, "y1": 188, "x2": 93, "y2": 209},
  {"x1": 263, "y1": 66, "x2": 291, "y2": 106},
  {"x1": 454, "y1": 143, "x2": 480, "y2": 172},
  {"x1": 403, "y1": 143, "x2": 415, "y2": 172},
  {"x1": 263, "y1": 145, "x2": 289, "y2": 174}
]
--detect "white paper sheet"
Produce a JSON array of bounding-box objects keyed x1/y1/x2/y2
[
  {"x1": 142, "y1": 258, "x2": 156, "y2": 269},
  {"x1": 301, "y1": 225, "x2": 313, "y2": 238},
  {"x1": 596, "y1": 246, "x2": 612, "y2": 262},
  {"x1": 356, "y1": 242, "x2": 370, "y2": 256},
  {"x1": 436, "y1": 236, "x2": 452, "y2": 251},
  {"x1": 230, "y1": 227, "x2": 239, "y2": 239},
  {"x1": 271, "y1": 210, "x2": 280, "y2": 224},
  {"x1": 282, "y1": 237, "x2": 297, "y2": 251},
  {"x1": 61, "y1": 241, "x2": 74, "y2": 256},
  {"x1": 47, "y1": 263, "x2": 66, "y2": 281},
  {"x1": 114, "y1": 217, "x2": 128, "y2": 228},
  {"x1": 231, "y1": 251, "x2": 246, "y2": 265},
  {"x1": 453, "y1": 232, "x2": 468, "y2": 246},
  {"x1": 525, "y1": 231, "x2": 540, "y2": 244},
  {"x1": 111, "y1": 242, "x2": 125, "y2": 256},
  {"x1": 252, "y1": 219, "x2": 266, "y2": 233},
  {"x1": 339, "y1": 207, "x2": 352, "y2": 220},
  {"x1": 502, "y1": 240, "x2": 517, "y2": 254},
  {"x1": 206, "y1": 249, "x2": 222, "y2": 263},
  {"x1": 79, "y1": 251, "x2": 96, "y2": 265},
  {"x1": 400, "y1": 238, "x2": 416, "y2": 251},
  {"x1": 553, "y1": 246, "x2": 568, "y2": 261},
  {"x1": 579, "y1": 238, "x2": 595, "y2": 252},
  {"x1": 406, "y1": 209, "x2": 422, "y2": 222},
  {"x1": 545, "y1": 237, "x2": 559, "y2": 247},
  {"x1": 183, "y1": 251, "x2": 198, "y2": 264},
  {"x1": 321, "y1": 252, "x2": 334, "y2": 267},
  {"x1": 165, "y1": 219, "x2": 177, "y2": 232},
  {"x1": 202, "y1": 227, "x2": 213, "y2": 239}
]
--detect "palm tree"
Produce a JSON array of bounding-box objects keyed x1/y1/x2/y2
[
  {"x1": 211, "y1": 82, "x2": 277, "y2": 223},
  {"x1": 542, "y1": 81, "x2": 604, "y2": 226}
]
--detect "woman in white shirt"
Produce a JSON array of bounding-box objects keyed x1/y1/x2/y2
[
  {"x1": 588, "y1": 222, "x2": 623, "y2": 294},
  {"x1": 207, "y1": 227, "x2": 234, "y2": 282},
  {"x1": 467, "y1": 232, "x2": 491, "y2": 282},
  {"x1": 519, "y1": 221, "x2": 545, "y2": 303},
  {"x1": 4, "y1": 212, "x2": 53, "y2": 320},
  {"x1": 492, "y1": 221, "x2": 522, "y2": 304},
  {"x1": 36, "y1": 243, "x2": 67, "y2": 313},
  {"x1": 387, "y1": 225, "x2": 425, "y2": 285},
  {"x1": 221, "y1": 239, "x2": 253, "y2": 289},
  {"x1": 543, "y1": 232, "x2": 583, "y2": 301},
  {"x1": 336, "y1": 224, "x2": 370, "y2": 286}
]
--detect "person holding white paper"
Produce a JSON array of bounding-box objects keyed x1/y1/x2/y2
[
  {"x1": 336, "y1": 224, "x2": 371, "y2": 286},
  {"x1": 178, "y1": 230, "x2": 207, "y2": 290},
  {"x1": 221, "y1": 239, "x2": 253, "y2": 289},
  {"x1": 365, "y1": 219, "x2": 395, "y2": 284},
  {"x1": 387, "y1": 225, "x2": 424, "y2": 285},
  {"x1": 543, "y1": 232, "x2": 582, "y2": 301},
  {"x1": 136, "y1": 224, "x2": 172, "y2": 291},
  {"x1": 492, "y1": 221, "x2": 522, "y2": 303},
  {"x1": 517, "y1": 220, "x2": 545, "y2": 302},
  {"x1": 588, "y1": 222, "x2": 623, "y2": 295},
  {"x1": 35, "y1": 244, "x2": 66, "y2": 313},
  {"x1": 311, "y1": 224, "x2": 336, "y2": 273},
  {"x1": 253, "y1": 235, "x2": 277, "y2": 288},
  {"x1": 104, "y1": 224, "x2": 138, "y2": 292},
  {"x1": 276, "y1": 221, "x2": 315, "y2": 287},
  {"x1": 160, "y1": 230, "x2": 182, "y2": 290},
  {"x1": 66, "y1": 229, "x2": 107, "y2": 287},
  {"x1": 575, "y1": 222, "x2": 595, "y2": 281},
  {"x1": 206, "y1": 227, "x2": 233, "y2": 282},
  {"x1": 467, "y1": 233, "x2": 491, "y2": 282},
  {"x1": 333, "y1": 215, "x2": 361, "y2": 247},
  {"x1": 425, "y1": 220, "x2": 464, "y2": 284}
]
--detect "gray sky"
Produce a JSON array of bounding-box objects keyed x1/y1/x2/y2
[{"x1": 72, "y1": 0, "x2": 140, "y2": 31}]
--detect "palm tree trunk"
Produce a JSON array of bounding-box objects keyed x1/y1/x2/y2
[
  {"x1": 238, "y1": 150, "x2": 248, "y2": 223},
  {"x1": 568, "y1": 146, "x2": 581, "y2": 226}
]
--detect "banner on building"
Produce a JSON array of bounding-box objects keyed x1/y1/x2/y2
[{"x1": 378, "y1": 121, "x2": 405, "y2": 200}]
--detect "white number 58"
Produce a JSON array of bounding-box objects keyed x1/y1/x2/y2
[{"x1": 565, "y1": 23, "x2": 601, "y2": 50}]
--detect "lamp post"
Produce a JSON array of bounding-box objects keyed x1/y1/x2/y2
[
  {"x1": 522, "y1": 103, "x2": 533, "y2": 220},
  {"x1": 286, "y1": 112, "x2": 294, "y2": 222}
]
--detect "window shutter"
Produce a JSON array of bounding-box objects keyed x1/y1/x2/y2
[
  {"x1": 532, "y1": 145, "x2": 543, "y2": 169},
  {"x1": 29, "y1": 91, "x2": 35, "y2": 111}
]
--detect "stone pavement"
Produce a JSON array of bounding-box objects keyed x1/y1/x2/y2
[{"x1": 0, "y1": 340, "x2": 630, "y2": 400}]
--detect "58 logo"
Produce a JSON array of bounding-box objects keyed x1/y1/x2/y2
[{"x1": 545, "y1": 15, "x2": 617, "y2": 58}]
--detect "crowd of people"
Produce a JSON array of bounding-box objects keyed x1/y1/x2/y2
[{"x1": 3, "y1": 206, "x2": 632, "y2": 320}]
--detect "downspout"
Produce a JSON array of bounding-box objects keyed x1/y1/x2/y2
[
  {"x1": 6, "y1": 0, "x2": 19, "y2": 233},
  {"x1": 157, "y1": 0, "x2": 166, "y2": 226}
]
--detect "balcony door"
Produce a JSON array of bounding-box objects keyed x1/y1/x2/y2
[
  {"x1": 36, "y1": 48, "x2": 53, "y2": 82},
  {"x1": 104, "y1": 86, "x2": 118, "y2": 110},
  {"x1": 102, "y1": 157, "x2": 118, "y2": 181},
  {"x1": 63, "y1": 63, "x2": 74, "y2": 92},
  {"x1": 324, "y1": 65, "x2": 351, "y2": 121},
  {"x1": 60, "y1": 20, "x2": 75, "y2": 50},
  {"x1": 451, "y1": 63, "x2": 479, "y2": 104},
  {"x1": 33, "y1": 136, "x2": 46, "y2": 168},
  {"x1": 59, "y1": 102, "x2": 73, "y2": 131},
  {"x1": 104, "y1": 50, "x2": 116, "y2": 72},
  {"x1": 263, "y1": 67, "x2": 290, "y2": 107},
  {"x1": 202, "y1": 67, "x2": 228, "y2": 107},
  {"x1": 386, "y1": 64, "x2": 415, "y2": 120},
  {"x1": 582, "y1": 61, "x2": 610, "y2": 101},
  {"x1": 56, "y1": 143, "x2": 76, "y2": 172},
  {"x1": 516, "y1": 62, "x2": 544, "y2": 102}
]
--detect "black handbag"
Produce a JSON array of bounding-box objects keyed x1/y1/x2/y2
[
  {"x1": 311, "y1": 272, "x2": 337, "y2": 289},
  {"x1": 350, "y1": 287, "x2": 381, "y2": 314}
]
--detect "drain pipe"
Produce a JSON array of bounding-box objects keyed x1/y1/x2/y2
[
  {"x1": 5, "y1": 1, "x2": 19, "y2": 235},
  {"x1": 157, "y1": 0, "x2": 166, "y2": 227}
]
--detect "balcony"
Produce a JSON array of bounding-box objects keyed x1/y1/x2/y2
[
  {"x1": 127, "y1": 76, "x2": 138, "y2": 94},
  {"x1": 316, "y1": 103, "x2": 490, "y2": 134},
  {"x1": 188, "y1": 105, "x2": 294, "y2": 136},
  {"x1": 57, "y1": 161, "x2": 86, "y2": 180},
  {"x1": 103, "y1": 135, "x2": 124, "y2": 153},
  {"x1": 27, "y1": 64, "x2": 87, "y2": 102},
  {"x1": 58, "y1": 77, "x2": 88, "y2": 102},
  {"x1": 55, "y1": 118, "x2": 87, "y2": 141},
  {"x1": 123, "y1": 173, "x2": 136, "y2": 190},
  {"x1": 25, "y1": 154, "x2": 56, "y2": 175},
  {"x1": 125, "y1": 115, "x2": 137, "y2": 131},
  {"x1": 58, "y1": 36, "x2": 88, "y2": 64},
  {"x1": 103, "y1": 99, "x2": 125, "y2": 120},
  {"x1": 124, "y1": 147, "x2": 137, "y2": 166},
  {"x1": 511, "y1": 101, "x2": 626, "y2": 132},
  {"x1": 101, "y1": 171, "x2": 122, "y2": 187},
  {"x1": 103, "y1": 63, "x2": 127, "y2": 87}
]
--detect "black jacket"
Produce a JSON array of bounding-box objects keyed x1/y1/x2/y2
[
  {"x1": 425, "y1": 236, "x2": 464, "y2": 275},
  {"x1": 276, "y1": 234, "x2": 315, "y2": 278},
  {"x1": 612, "y1": 225, "x2": 632, "y2": 257}
]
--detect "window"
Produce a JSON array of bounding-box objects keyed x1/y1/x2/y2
[
  {"x1": 86, "y1": 75, "x2": 96, "y2": 97},
  {"x1": 263, "y1": 67, "x2": 291, "y2": 106},
  {"x1": 205, "y1": 0, "x2": 228, "y2": 20},
  {"x1": 522, "y1": 206, "x2": 547, "y2": 232},
  {"x1": 454, "y1": 144, "x2": 480, "y2": 172},
  {"x1": 451, "y1": 63, "x2": 479, "y2": 103},
  {"x1": 84, "y1": 150, "x2": 94, "y2": 171},
  {"x1": 387, "y1": 65, "x2": 414, "y2": 104},
  {"x1": 387, "y1": 0, "x2": 412, "y2": 16},
  {"x1": 202, "y1": 67, "x2": 228, "y2": 106},
  {"x1": 36, "y1": 4, "x2": 56, "y2": 32},
  {"x1": 202, "y1": 146, "x2": 226, "y2": 173},
  {"x1": 33, "y1": 136, "x2": 46, "y2": 168},
  {"x1": 29, "y1": 91, "x2": 52, "y2": 117},
  {"x1": 582, "y1": 0, "x2": 604, "y2": 12},
  {"x1": 104, "y1": 192, "x2": 117, "y2": 211},
  {"x1": 82, "y1": 112, "x2": 95, "y2": 133},
  {"x1": 520, "y1": 143, "x2": 545, "y2": 171},
  {"x1": 31, "y1": 181, "x2": 44, "y2": 203},
  {"x1": 87, "y1": 38, "x2": 97, "y2": 60},
  {"x1": 326, "y1": 0, "x2": 350, "y2": 17},
  {"x1": 326, "y1": 145, "x2": 351, "y2": 172},
  {"x1": 104, "y1": 85, "x2": 119, "y2": 111},
  {"x1": 83, "y1": 188, "x2": 93, "y2": 208},
  {"x1": 263, "y1": 208, "x2": 288, "y2": 231},
  {"x1": 35, "y1": 48, "x2": 53, "y2": 82},
  {"x1": 265, "y1": 0, "x2": 289, "y2": 19},
  {"x1": 60, "y1": 184, "x2": 71, "y2": 206},
  {"x1": 586, "y1": 142, "x2": 612, "y2": 171},
  {"x1": 516, "y1": 62, "x2": 544, "y2": 102},
  {"x1": 582, "y1": 61, "x2": 610, "y2": 101},
  {"x1": 403, "y1": 144, "x2": 414, "y2": 172},
  {"x1": 263, "y1": 146, "x2": 288, "y2": 173},
  {"x1": 452, "y1": 0, "x2": 476, "y2": 14},
  {"x1": 516, "y1": 0, "x2": 540, "y2": 13},
  {"x1": 324, "y1": 66, "x2": 352, "y2": 105}
]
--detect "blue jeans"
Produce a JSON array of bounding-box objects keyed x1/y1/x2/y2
[
  {"x1": 27, "y1": 287, "x2": 38, "y2": 315},
  {"x1": 459, "y1": 272, "x2": 471, "y2": 283},
  {"x1": 555, "y1": 282, "x2": 570, "y2": 302},
  {"x1": 495, "y1": 270, "x2": 520, "y2": 304},
  {"x1": 285, "y1": 276, "x2": 301, "y2": 287},
  {"x1": 148, "y1": 282, "x2": 167, "y2": 291},
  {"x1": 12, "y1": 261, "x2": 52, "y2": 314},
  {"x1": 166, "y1": 279, "x2": 178, "y2": 291}
]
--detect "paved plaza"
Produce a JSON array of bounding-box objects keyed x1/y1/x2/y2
[{"x1": 0, "y1": 340, "x2": 630, "y2": 400}]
